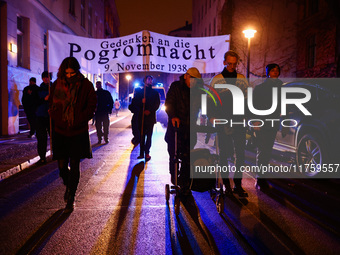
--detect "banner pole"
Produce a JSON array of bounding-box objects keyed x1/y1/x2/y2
[
  {"x1": 47, "y1": 30, "x2": 53, "y2": 158},
  {"x1": 139, "y1": 30, "x2": 151, "y2": 158}
]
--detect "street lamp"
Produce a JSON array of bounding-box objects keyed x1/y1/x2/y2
[
  {"x1": 126, "y1": 74, "x2": 131, "y2": 103},
  {"x1": 243, "y1": 29, "x2": 257, "y2": 79}
]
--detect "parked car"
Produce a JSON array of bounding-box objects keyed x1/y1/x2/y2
[
  {"x1": 273, "y1": 79, "x2": 340, "y2": 177},
  {"x1": 153, "y1": 86, "x2": 168, "y2": 126}
]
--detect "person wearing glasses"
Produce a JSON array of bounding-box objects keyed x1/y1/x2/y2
[{"x1": 209, "y1": 50, "x2": 249, "y2": 198}]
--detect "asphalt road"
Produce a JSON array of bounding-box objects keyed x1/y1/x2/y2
[{"x1": 0, "y1": 116, "x2": 339, "y2": 254}]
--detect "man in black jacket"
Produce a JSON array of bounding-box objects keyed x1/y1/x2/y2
[
  {"x1": 36, "y1": 71, "x2": 51, "y2": 163},
  {"x1": 131, "y1": 75, "x2": 160, "y2": 161},
  {"x1": 95, "y1": 81, "x2": 113, "y2": 144},
  {"x1": 165, "y1": 67, "x2": 203, "y2": 189},
  {"x1": 22, "y1": 77, "x2": 39, "y2": 138}
]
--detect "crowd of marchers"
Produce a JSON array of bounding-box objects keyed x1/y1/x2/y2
[{"x1": 21, "y1": 50, "x2": 283, "y2": 212}]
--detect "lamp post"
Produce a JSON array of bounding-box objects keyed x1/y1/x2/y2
[
  {"x1": 242, "y1": 29, "x2": 257, "y2": 79},
  {"x1": 126, "y1": 74, "x2": 131, "y2": 103}
]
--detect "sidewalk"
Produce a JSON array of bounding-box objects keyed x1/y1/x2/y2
[{"x1": 0, "y1": 110, "x2": 131, "y2": 181}]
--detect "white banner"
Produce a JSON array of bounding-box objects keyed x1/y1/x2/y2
[{"x1": 48, "y1": 30, "x2": 230, "y2": 74}]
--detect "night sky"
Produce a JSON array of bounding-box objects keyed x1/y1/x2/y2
[{"x1": 115, "y1": 0, "x2": 192, "y2": 36}]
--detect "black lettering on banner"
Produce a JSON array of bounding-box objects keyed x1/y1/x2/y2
[
  {"x1": 157, "y1": 46, "x2": 166, "y2": 58},
  {"x1": 195, "y1": 45, "x2": 206, "y2": 59},
  {"x1": 170, "y1": 48, "x2": 180, "y2": 59},
  {"x1": 123, "y1": 45, "x2": 133, "y2": 57},
  {"x1": 137, "y1": 44, "x2": 153, "y2": 56},
  {"x1": 69, "y1": 43, "x2": 81, "y2": 56},
  {"x1": 99, "y1": 50, "x2": 109, "y2": 64},
  {"x1": 84, "y1": 50, "x2": 95, "y2": 60},
  {"x1": 183, "y1": 49, "x2": 192, "y2": 60}
]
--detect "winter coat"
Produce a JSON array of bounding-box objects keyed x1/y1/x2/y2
[
  {"x1": 22, "y1": 84, "x2": 39, "y2": 115},
  {"x1": 130, "y1": 85, "x2": 160, "y2": 125},
  {"x1": 164, "y1": 75, "x2": 203, "y2": 147},
  {"x1": 252, "y1": 78, "x2": 283, "y2": 130},
  {"x1": 36, "y1": 82, "x2": 50, "y2": 118},
  {"x1": 95, "y1": 88, "x2": 114, "y2": 116},
  {"x1": 49, "y1": 74, "x2": 97, "y2": 136},
  {"x1": 208, "y1": 68, "x2": 249, "y2": 132}
]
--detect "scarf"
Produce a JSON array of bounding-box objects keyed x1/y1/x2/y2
[{"x1": 52, "y1": 73, "x2": 83, "y2": 127}]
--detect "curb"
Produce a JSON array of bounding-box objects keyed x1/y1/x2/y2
[{"x1": 0, "y1": 114, "x2": 129, "y2": 182}]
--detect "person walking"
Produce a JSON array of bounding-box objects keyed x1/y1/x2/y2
[
  {"x1": 209, "y1": 50, "x2": 249, "y2": 198},
  {"x1": 35, "y1": 71, "x2": 51, "y2": 163},
  {"x1": 114, "y1": 99, "x2": 121, "y2": 117},
  {"x1": 129, "y1": 87, "x2": 143, "y2": 146},
  {"x1": 131, "y1": 75, "x2": 160, "y2": 161},
  {"x1": 22, "y1": 77, "x2": 39, "y2": 138},
  {"x1": 165, "y1": 67, "x2": 203, "y2": 191},
  {"x1": 95, "y1": 81, "x2": 113, "y2": 144},
  {"x1": 49, "y1": 57, "x2": 97, "y2": 212},
  {"x1": 252, "y1": 63, "x2": 283, "y2": 191}
]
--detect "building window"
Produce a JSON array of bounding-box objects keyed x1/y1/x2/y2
[
  {"x1": 308, "y1": 0, "x2": 319, "y2": 16},
  {"x1": 69, "y1": 0, "x2": 75, "y2": 16},
  {"x1": 307, "y1": 35, "x2": 316, "y2": 68},
  {"x1": 17, "y1": 16, "x2": 29, "y2": 69},
  {"x1": 44, "y1": 34, "x2": 47, "y2": 71},
  {"x1": 88, "y1": 4, "x2": 92, "y2": 36},
  {"x1": 81, "y1": 0, "x2": 85, "y2": 28}
]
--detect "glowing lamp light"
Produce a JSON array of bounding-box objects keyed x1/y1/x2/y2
[
  {"x1": 9, "y1": 43, "x2": 17, "y2": 53},
  {"x1": 126, "y1": 74, "x2": 131, "y2": 81},
  {"x1": 243, "y1": 29, "x2": 257, "y2": 39},
  {"x1": 134, "y1": 82, "x2": 140, "y2": 87}
]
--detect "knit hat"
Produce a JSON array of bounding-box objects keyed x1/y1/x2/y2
[
  {"x1": 186, "y1": 67, "x2": 202, "y2": 78},
  {"x1": 266, "y1": 63, "x2": 280, "y2": 77}
]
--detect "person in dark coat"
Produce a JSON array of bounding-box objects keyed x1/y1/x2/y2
[
  {"x1": 95, "y1": 81, "x2": 114, "y2": 144},
  {"x1": 35, "y1": 71, "x2": 51, "y2": 163},
  {"x1": 22, "y1": 77, "x2": 39, "y2": 138},
  {"x1": 165, "y1": 67, "x2": 203, "y2": 190},
  {"x1": 49, "y1": 57, "x2": 97, "y2": 212},
  {"x1": 131, "y1": 75, "x2": 160, "y2": 161},
  {"x1": 129, "y1": 86, "x2": 143, "y2": 146},
  {"x1": 252, "y1": 63, "x2": 283, "y2": 191}
]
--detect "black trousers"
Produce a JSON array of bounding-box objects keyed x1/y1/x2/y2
[
  {"x1": 218, "y1": 127, "x2": 246, "y2": 188},
  {"x1": 58, "y1": 158, "x2": 80, "y2": 198},
  {"x1": 139, "y1": 123, "x2": 154, "y2": 156},
  {"x1": 36, "y1": 116, "x2": 50, "y2": 160},
  {"x1": 256, "y1": 129, "x2": 277, "y2": 177},
  {"x1": 26, "y1": 113, "x2": 37, "y2": 136},
  {"x1": 95, "y1": 114, "x2": 110, "y2": 140}
]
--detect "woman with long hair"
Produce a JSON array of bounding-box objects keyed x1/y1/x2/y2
[{"x1": 49, "y1": 57, "x2": 97, "y2": 212}]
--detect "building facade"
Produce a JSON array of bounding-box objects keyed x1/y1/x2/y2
[
  {"x1": 192, "y1": 0, "x2": 339, "y2": 84},
  {"x1": 0, "y1": 0, "x2": 120, "y2": 135}
]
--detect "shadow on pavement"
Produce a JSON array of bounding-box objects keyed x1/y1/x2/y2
[{"x1": 15, "y1": 209, "x2": 71, "y2": 255}]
